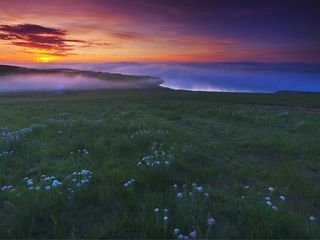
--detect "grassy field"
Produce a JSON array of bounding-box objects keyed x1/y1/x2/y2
[{"x1": 0, "y1": 89, "x2": 320, "y2": 238}]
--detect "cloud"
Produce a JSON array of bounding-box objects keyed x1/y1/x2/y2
[
  {"x1": 0, "y1": 23, "x2": 104, "y2": 56},
  {"x1": 111, "y1": 31, "x2": 150, "y2": 41},
  {"x1": 0, "y1": 24, "x2": 65, "y2": 35}
]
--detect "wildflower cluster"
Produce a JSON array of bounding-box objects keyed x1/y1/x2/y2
[
  {"x1": 1, "y1": 185, "x2": 15, "y2": 191},
  {"x1": 130, "y1": 128, "x2": 151, "y2": 138},
  {"x1": 173, "y1": 183, "x2": 209, "y2": 199},
  {"x1": 264, "y1": 186, "x2": 286, "y2": 211},
  {"x1": 130, "y1": 128, "x2": 168, "y2": 139},
  {"x1": 0, "y1": 150, "x2": 14, "y2": 157},
  {"x1": 174, "y1": 228, "x2": 197, "y2": 239},
  {"x1": 2, "y1": 128, "x2": 32, "y2": 142},
  {"x1": 24, "y1": 175, "x2": 62, "y2": 191},
  {"x1": 70, "y1": 148, "x2": 90, "y2": 155},
  {"x1": 1, "y1": 124, "x2": 45, "y2": 143},
  {"x1": 48, "y1": 117, "x2": 104, "y2": 128},
  {"x1": 1, "y1": 169, "x2": 93, "y2": 195},
  {"x1": 182, "y1": 144, "x2": 193, "y2": 153},
  {"x1": 65, "y1": 169, "x2": 93, "y2": 191},
  {"x1": 154, "y1": 207, "x2": 170, "y2": 222},
  {"x1": 137, "y1": 144, "x2": 174, "y2": 168},
  {"x1": 243, "y1": 185, "x2": 318, "y2": 222},
  {"x1": 149, "y1": 182, "x2": 215, "y2": 238},
  {"x1": 173, "y1": 216, "x2": 215, "y2": 239},
  {"x1": 123, "y1": 178, "x2": 135, "y2": 188}
]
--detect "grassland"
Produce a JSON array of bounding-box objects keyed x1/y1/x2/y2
[{"x1": 0, "y1": 89, "x2": 320, "y2": 238}]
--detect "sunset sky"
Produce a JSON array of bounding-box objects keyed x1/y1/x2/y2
[{"x1": 0, "y1": 0, "x2": 319, "y2": 63}]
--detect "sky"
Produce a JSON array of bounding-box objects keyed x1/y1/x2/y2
[{"x1": 0, "y1": 0, "x2": 319, "y2": 63}]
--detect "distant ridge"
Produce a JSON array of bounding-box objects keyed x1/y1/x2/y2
[
  {"x1": 0, "y1": 64, "x2": 164, "y2": 88},
  {"x1": 276, "y1": 90, "x2": 320, "y2": 94}
]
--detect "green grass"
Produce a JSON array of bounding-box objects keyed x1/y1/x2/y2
[{"x1": 0, "y1": 89, "x2": 320, "y2": 238}]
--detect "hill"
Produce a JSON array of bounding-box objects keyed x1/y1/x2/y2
[{"x1": 0, "y1": 64, "x2": 164, "y2": 89}]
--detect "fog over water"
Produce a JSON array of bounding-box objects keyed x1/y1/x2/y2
[{"x1": 2, "y1": 62, "x2": 320, "y2": 93}]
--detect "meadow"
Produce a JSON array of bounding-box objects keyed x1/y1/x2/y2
[{"x1": 0, "y1": 89, "x2": 320, "y2": 238}]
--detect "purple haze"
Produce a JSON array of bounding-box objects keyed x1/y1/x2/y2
[{"x1": 2, "y1": 62, "x2": 320, "y2": 93}]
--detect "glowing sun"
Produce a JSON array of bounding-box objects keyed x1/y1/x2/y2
[{"x1": 36, "y1": 55, "x2": 57, "y2": 63}]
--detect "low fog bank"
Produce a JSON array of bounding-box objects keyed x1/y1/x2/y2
[
  {"x1": 0, "y1": 72, "x2": 160, "y2": 93},
  {"x1": 16, "y1": 62, "x2": 320, "y2": 93},
  {"x1": 0, "y1": 73, "x2": 111, "y2": 93}
]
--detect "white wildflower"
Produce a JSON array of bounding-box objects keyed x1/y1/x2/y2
[
  {"x1": 268, "y1": 187, "x2": 274, "y2": 192},
  {"x1": 309, "y1": 216, "x2": 316, "y2": 221},
  {"x1": 189, "y1": 230, "x2": 197, "y2": 238},
  {"x1": 26, "y1": 180, "x2": 33, "y2": 185},
  {"x1": 208, "y1": 217, "x2": 216, "y2": 225},
  {"x1": 81, "y1": 179, "x2": 88, "y2": 184},
  {"x1": 279, "y1": 195, "x2": 286, "y2": 201},
  {"x1": 44, "y1": 177, "x2": 51, "y2": 181},
  {"x1": 197, "y1": 186, "x2": 204, "y2": 192},
  {"x1": 52, "y1": 180, "x2": 62, "y2": 187}
]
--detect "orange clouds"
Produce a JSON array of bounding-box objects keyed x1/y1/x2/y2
[{"x1": 0, "y1": 24, "x2": 92, "y2": 56}]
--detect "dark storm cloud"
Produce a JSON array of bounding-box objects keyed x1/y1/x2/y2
[
  {"x1": 0, "y1": 24, "x2": 100, "y2": 56},
  {"x1": 0, "y1": 24, "x2": 65, "y2": 36}
]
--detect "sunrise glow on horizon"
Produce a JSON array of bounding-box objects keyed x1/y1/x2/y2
[{"x1": 0, "y1": 0, "x2": 320, "y2": 63}]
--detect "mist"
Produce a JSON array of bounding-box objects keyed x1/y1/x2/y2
[
  {"x1": 0, "y1": 73, "x2": 115, "y2": 93},
  {"x1": 2, "y1": 62, "x2": 320, "y2": 93},
  {"x1": 85, "y1": 62, "x2": 320, "y2": 93}
]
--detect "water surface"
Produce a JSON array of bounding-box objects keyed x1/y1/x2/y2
[{"x1": 4, "y1": 62, "x2": 320, "y2": 93}]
